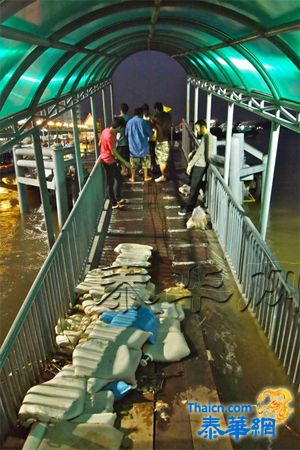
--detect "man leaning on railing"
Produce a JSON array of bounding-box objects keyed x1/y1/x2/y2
[{"x1": 178, "y1": 119, "x2": 214, "y2": 216}]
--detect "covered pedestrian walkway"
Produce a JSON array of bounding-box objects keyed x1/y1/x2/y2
[{"x1": 0, "y1": 1, "x2": 299, "y2": 449}]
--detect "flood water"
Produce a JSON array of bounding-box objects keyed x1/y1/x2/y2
[{"x1": 0, "y1": 127, "x2": 299, "y2": 345}]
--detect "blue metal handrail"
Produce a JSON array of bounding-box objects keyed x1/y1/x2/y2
[
  {"x1": 207, "y1": 164, "x2": 299, "y2": 390},
  {"x1": 0, "y1": 163, "x2": 105, "y2": 440}
]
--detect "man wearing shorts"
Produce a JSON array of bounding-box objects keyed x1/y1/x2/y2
[
  {"x1": 125, "y1": 107, "x2": 153, "y2": 182},
  {"x1": 151, "y1": 102, "x2": 172, "y2": 182}
]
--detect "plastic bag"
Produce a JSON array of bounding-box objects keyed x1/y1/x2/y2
[
  {"x1": 178, "y1": 184, "x2": 191, "y2": 196},
  {"x1": 186, "y1": 206, "x2": 207, "y2": 230}
]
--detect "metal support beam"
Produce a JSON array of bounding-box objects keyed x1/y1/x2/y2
[
  {"x1": 52, "y1": 144, "x2": 69, "y2": 227},
  {"x1": 194, "y1": 85, "x2": 199, "y2": 127},
  {"x1": 109, "y1": 83, "x2": 114, "y2": 120},
  {"x1": 90, "y1": 95, "x2": 100, "y2": 159},
  {"x1": 223, "y1": 102, "x2": 234, "y2": 185},
  {"x1": 71, "y1": 107, "x2": 84, "y2": 191},
  {"x1": 186, "y1": 80, "x2": 191, "y2": 125},
  {"x1": 260, "y1": 122, "x2": 280, "y2": 240},
  {"x1": 206, "y1": 92, "x2": 212, "y2": 132},
  {"x1": 32, "y1": 130, "x2": 55, "y2": 248},
  {"x1": 102, "y1": 87, "x2": 108, "y2": 128}
]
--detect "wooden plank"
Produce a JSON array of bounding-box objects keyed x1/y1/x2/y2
[
  {"x1": 184, "y1": 357, "x2": 232, "y2": 449},
  {"x1": 154, "y1": 362, "x2": 193, "y2": 450},
  {"x1": 119, "y1": 401, "x2": 154, "y2": 450}
]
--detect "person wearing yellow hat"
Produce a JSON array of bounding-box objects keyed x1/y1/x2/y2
[{"x1": 151, "y1": 102, "x2": 172, "y2": 182}]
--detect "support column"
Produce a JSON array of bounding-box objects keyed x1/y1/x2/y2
[
  {"x1": 109, "y1": 83, "x2": 114, "y2": 120},
  {"x1": 260, "y1": 122, "x2": 280, "y2": 240},
  {"x1": 102, "y1": 87, "x2": 108, "y2": 128},
  {"x1": 90, "y1": 94, "x2": 100, "y2": 159},
  {"x1": 194, "y1": 85, "x2": 199, "y2": 127},
  {"x1": 223, "y1": 102, "x2": 234, "y2": 185},
  {"x1": 32, "y1": 130, "x2": 55, "y2": 248},
  {"x1": 229, "y1": 135, "x2": 243, "y2": 204},
  {"x1": 52, "y1": 143, "x2": 69, "y2": 228},
  {"x1": 71, "y1": 107, "x2": 84, "y2": 191},
  {"x1": 206, "y1": 93, "x2": 212, "y2": 132},
  {"x1": 186, "y1": 79, "x2": 190, "y2": 124},
  {"x1": 12, "y1": 145, "x2": 29, "y2": 213}
]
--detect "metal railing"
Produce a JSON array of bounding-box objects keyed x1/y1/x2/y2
[
  {"x1": 0, "y1": 164, "x2": 106, "y2": 440},
  {"x1": 181, "y1": 120, "x2": 299, "y2": 390},
  {"x1": 207, "y1": 164, "x2": 299, "y2": 390}
]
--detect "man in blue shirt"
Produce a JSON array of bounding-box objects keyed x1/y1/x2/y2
[{"x1": 125, "y1": 107, "x2": 153, "y2": 182}]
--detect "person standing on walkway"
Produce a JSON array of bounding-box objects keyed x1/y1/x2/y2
[
  {"x1": 117, "y1": 103, "x2": 130, "y2": 175},
  {"x1": 151, "y1": 102, "x2": 172, "y2": 182},
  {"x1": 125, "y1": 107, "x2": 153, "y2": 182},
  {"x1": 97, "y1": 116, "x2": 130, "y2": 209},
  {"x1": 178, "y1": 119, "x2": 214, "y2": 216}
]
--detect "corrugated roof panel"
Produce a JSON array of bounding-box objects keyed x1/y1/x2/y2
[
  {"x1": 216, "y1": 47, "x2": 272, "y2": 96},
  {"x1": 39, "y1": 53, "x2": 86, "y2": 103},
  {"x1": 0, "y1": 48, "x2": 65, "y2": 119},
  {"x1": 0, "y1": 38, "x2": 31, "y2": 92},
  {"x1": 243, "y1": 39, "x2": 300, "y2": 101}
]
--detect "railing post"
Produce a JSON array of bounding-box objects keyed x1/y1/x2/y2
[
  {"x1": 260, "y1": 121, "x2": 280, "y2": 240},
  {"x1": 223, "y1": 102, "x2": 234, "y2": 185},
  {"x1": 206, "y1": 92, "x2": 212, "y2": 132},
  {"x1": 90, "y1": 94, "x2": 99, "y2": 160},
  {"x1": 194, "y1": 85, "x2": 199, "y2": 126},
  {"x1": 71, "y1": 107, "x2": 84, "y2": 191},
  {"x1": 32, "y1": 130, "x2": 55, "y2": 248},
  {"x1": 12, "y1": 145, "x2": 29, "y2": 213},
  {"x1": 186, "y1": 79, "x2": 190, "y2": 125},
  {"x1": 52, "y1": 143, "x2": 69, "y2": 228}
]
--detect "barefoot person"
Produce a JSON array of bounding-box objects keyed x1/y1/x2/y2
[
  {"x1": 125, "y1": 107, "x2": 153, "y2": 182},
  {"x1": 97, "y1": 116, "x2": 130, "y2": 209},
  {"x1": 151, "y1": 102, "x2": 172, "y2": 182}
]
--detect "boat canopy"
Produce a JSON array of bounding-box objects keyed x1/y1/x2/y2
[{"x1": 0, "y1": 0, "x2": 299, "y2": 123}]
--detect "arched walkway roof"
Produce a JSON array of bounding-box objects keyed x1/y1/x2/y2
[{"x1": 0, "y1": 0, "x2": 299, "y2": 126}]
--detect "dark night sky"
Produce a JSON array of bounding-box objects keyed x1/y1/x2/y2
[
  {"x1": 112, "y1": 51, "x2": 186, "y2": 124},
  {"x1": 82, "y1": 49, "x2": 264, "y2": 127}
]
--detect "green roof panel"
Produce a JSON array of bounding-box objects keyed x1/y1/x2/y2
[{"x1": 0, "y1": 0, "x2": 299, "y2": 124}]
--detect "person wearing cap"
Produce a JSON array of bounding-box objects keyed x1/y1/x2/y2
[{"x1": 151, "y1": 102, "x2": 172, "y2": 182}]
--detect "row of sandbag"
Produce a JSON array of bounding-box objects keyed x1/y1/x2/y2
[{"x1": 20, "y1": 243, "x2": 191, "y2": 450}]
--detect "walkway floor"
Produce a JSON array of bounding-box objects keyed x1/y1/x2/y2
[
  {"x1": 3, "y1": 150, "x2": 299, "y2": 450},
  {"x1": 97, "y1": 149, "x2": 299, "y2": 450}
]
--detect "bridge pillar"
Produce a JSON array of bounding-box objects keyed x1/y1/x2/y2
[
  {"x1": 109, "y1": 83, "x2": 114, "y2": 120},
  {"x1": 194, "y1": 85, "x2": 199, "y2": 127},
  {"x1": 102, "y1": 87, "x2": 108, "y2": 128},
  {"x1": 229, "y1": 134, "x2": 244, "y2": 204},
  {"x1": 206, "y1": 92, "x2": 212, "y2": 132},
  {"x1": 71, "y1": 106, "x2": 84, "y2": 191},
  {"x1": 32, "y1": 130, "x2": 55, "y2": 248},
  {"x1": 186, "y1": 79, "x2": 190, "y2": 125},
  {"x1": 223, "y1": 102, "x2": 234, "y2": 185},
  {"x1": 90, "y1": 94, "x2": 99, "y2": 160},
  {"x1": 52, "y1": 143, "x2": 69, "y2": 228},
  {"x1": 260, "y1": 122, "x2": 280, "y2": 239},
  {"x1": 12, "y1": 145, "x2": 29, "y2": 213}
]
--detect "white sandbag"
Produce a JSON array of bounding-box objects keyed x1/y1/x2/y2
[
  {"x1": 71, "y1": 412, "x2": 116, "y2": 426},
  {"x1": 143, "y1": 329, "x2": 190, "y2": 362},
  {"x1": 82, "y1": 390, "x2": 114, "y2": 414},
  {"x1": 73, "y1": 341, "x2": 141, "y2": 385},
  {"x1": 114, "y1": 243, "x2": 153, "y2": 257},
  {"x1": 36, "y1": 422, "x2": 123, "y2": 450},
  {"x1": 88, "y1": 322, "x2": 152, "y2": 349},
  {"x1": 186, "y1": 205, "x2": 207, "y2": 230},
  {"x1": 19, "y1": 375, "x2": 87, "y2": 426}
]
